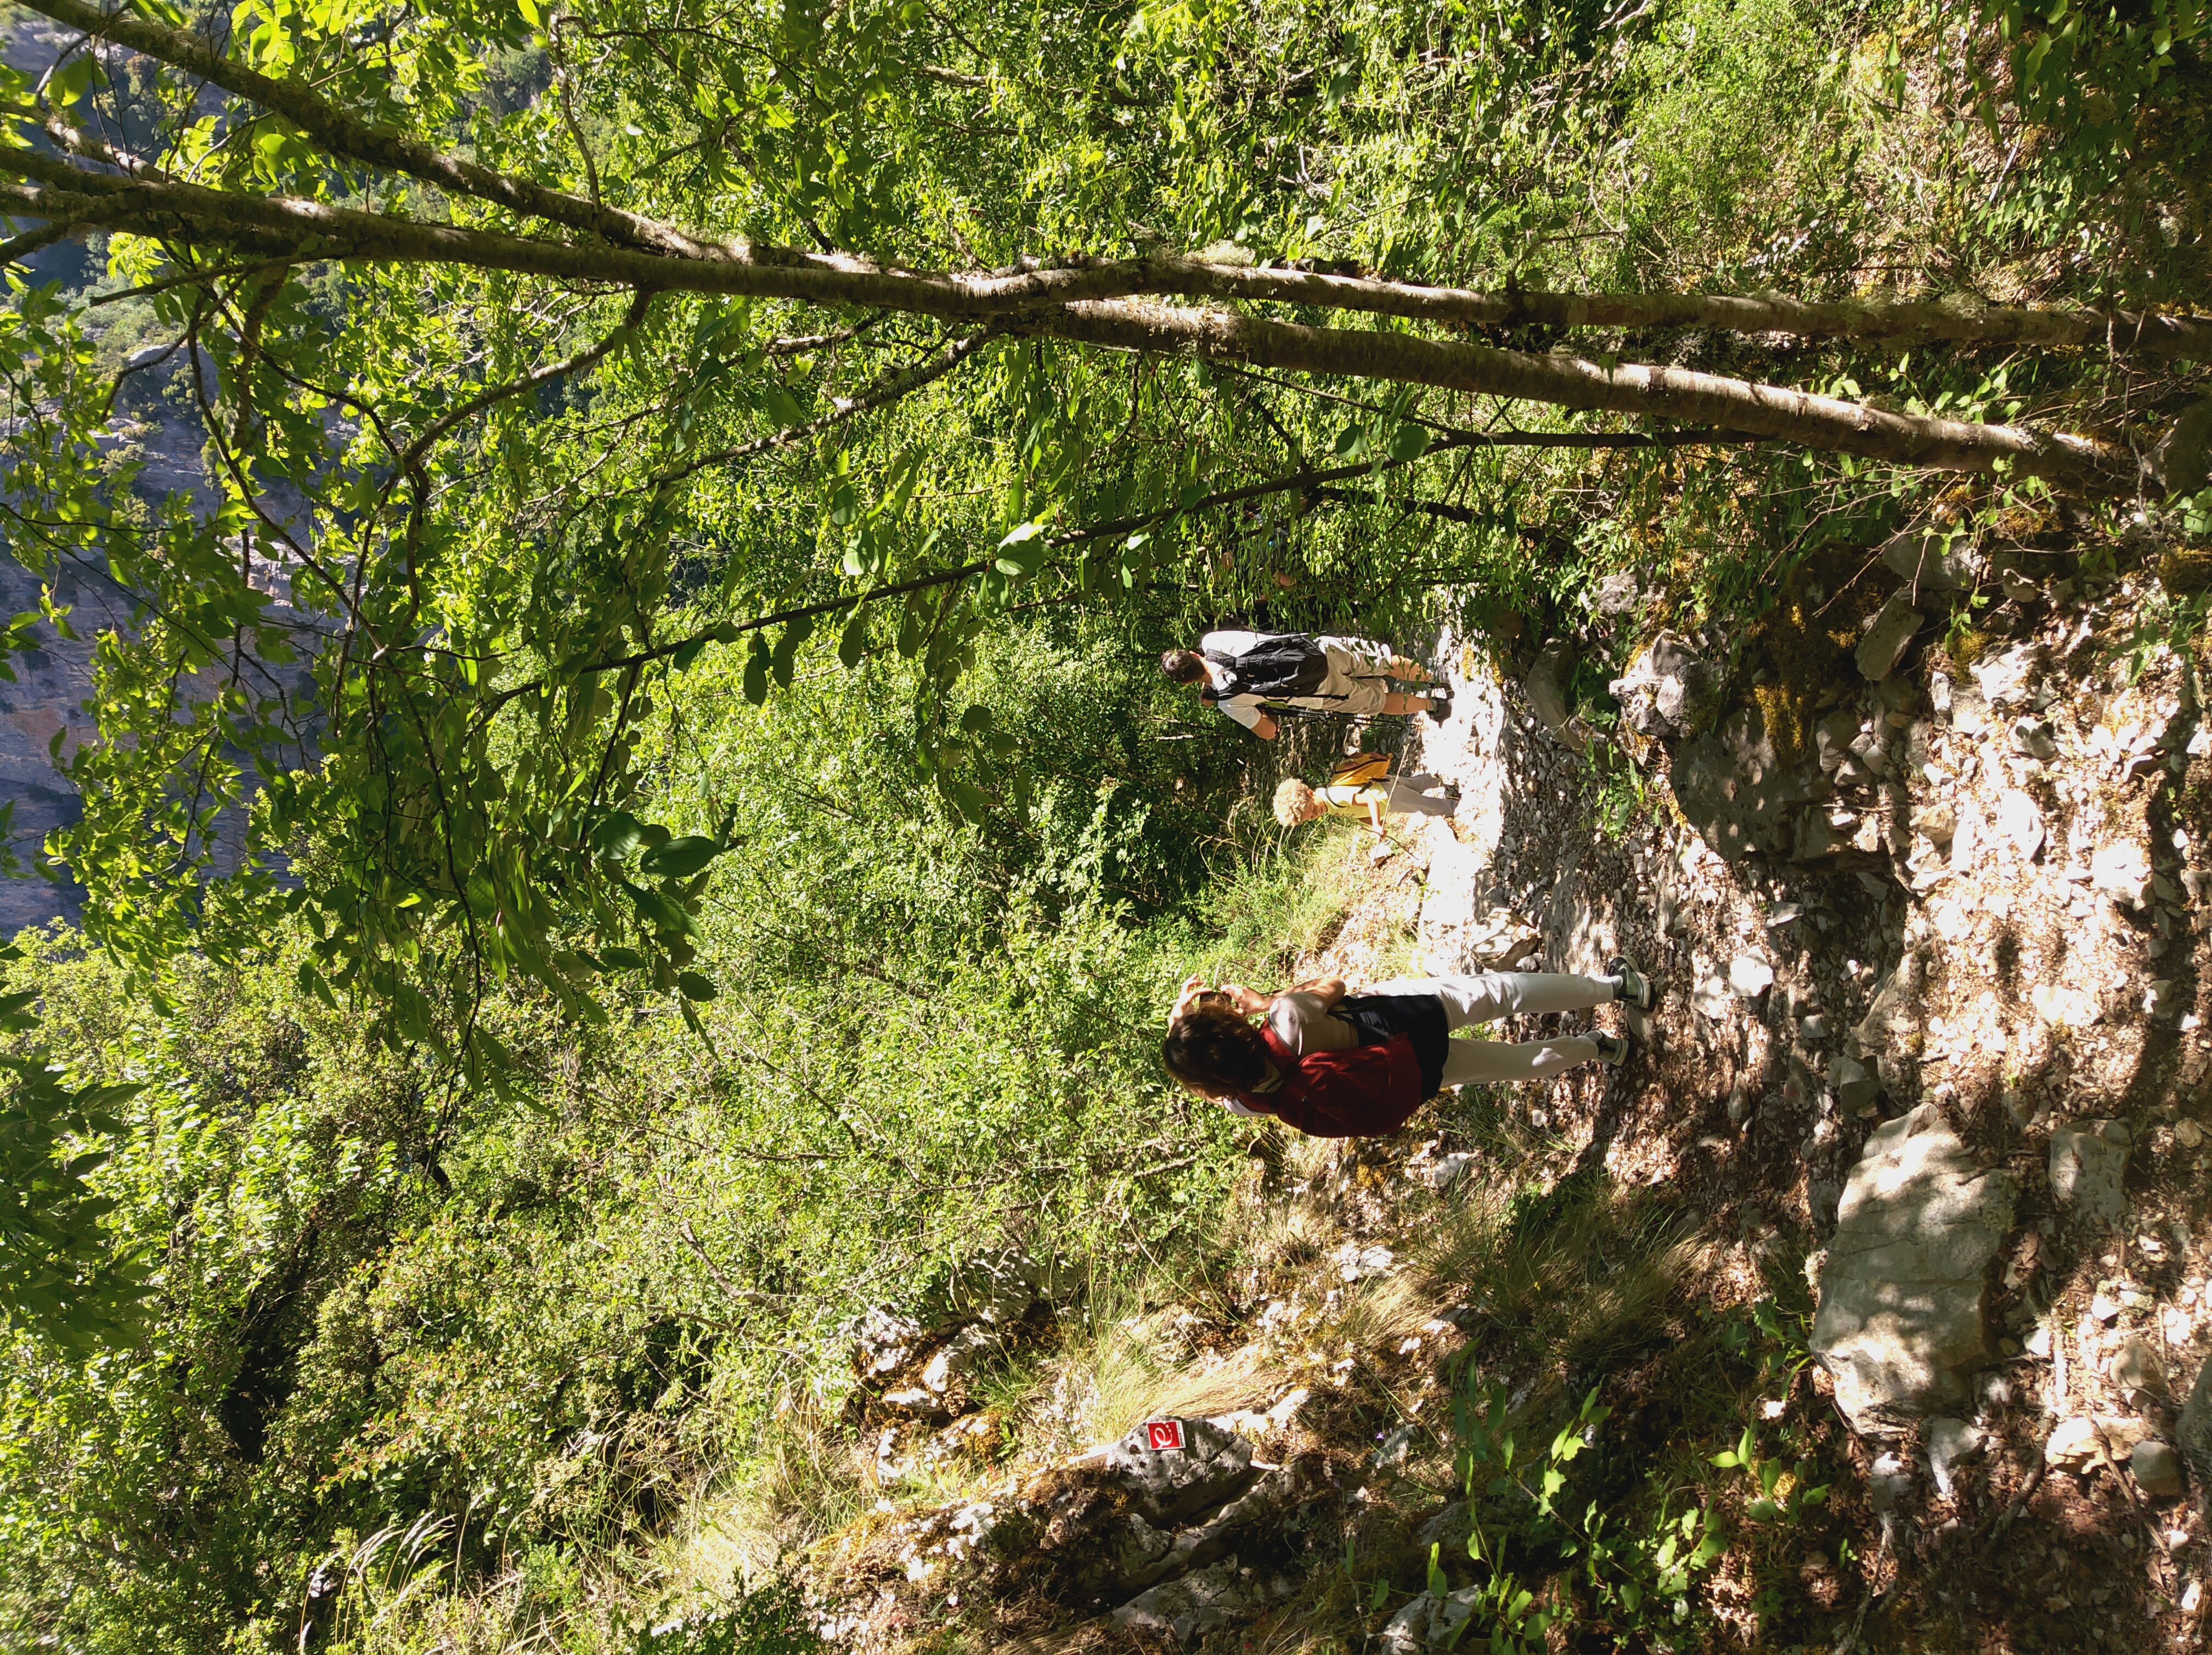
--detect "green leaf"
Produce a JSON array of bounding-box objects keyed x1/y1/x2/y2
[
  {"x1": 597, "y1": 947, "x2": 647, "y2": 971},
  {"x1": 622, "y1": 881, "x2": 698, "y2": 939},
  {"x1": 676, "y1": 971, "x2": 718, "y2": 1001},
  {"x1": 743, "y1": 637, "x2": 770, "y2": 704},
  {"x1": 995, "y1": 521, "x2": 1049, "y2": 577},
  {"x1": 591, "y1": 812, "x2": 649, "y2": 860},
  {"x1": 1387, "y1": 423, "x2": 1431, "y2": 463},
  {"x1": 838, "y1": 609, "x2": 868, "y2": 668},
  {"x1": 637, "y1": 836, "x2": 722, "y2": 879}
]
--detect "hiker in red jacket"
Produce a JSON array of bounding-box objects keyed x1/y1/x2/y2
[{"x1": 1160, "y1": 964, "x2": 1655, "y2": 1137}]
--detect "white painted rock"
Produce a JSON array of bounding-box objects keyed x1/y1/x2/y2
[
  {"x1": 1812, "y1": 1105, "x2": 2018, "y2": 1434},
  {"x1": 2049, "y1": 1121, "x2": 2130, "y2": 1230}
]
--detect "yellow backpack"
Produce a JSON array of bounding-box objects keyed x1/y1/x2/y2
[{"x1": 1327, "y1": 752, "x2": 1392, "y2": 790}]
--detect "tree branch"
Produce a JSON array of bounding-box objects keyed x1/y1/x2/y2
[
  {"x1": 396, "y1": 288, "x2": 654, "y2": 476},
  {"x1": 653, "y1": 324, "x2": 1002, "y2": 487},
  {"x1": 0, "y1": 156, "x2": 2141, "y2": 492},
  {"x1": 1022, "y1": 301, "x2": 2132, "y2": 494}
]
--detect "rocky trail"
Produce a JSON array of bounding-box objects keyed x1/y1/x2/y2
[{"x1": 799, "y1": 536, "x2": 2212, "y2": 1653}]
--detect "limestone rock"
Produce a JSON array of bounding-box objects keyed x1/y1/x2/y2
[
  {"x1": 1852, "y1": 953, "x2": 1927, "y2": 1062},
  {"x1": 1415, "y1": 1500, "x2": 1471, "y2": 1552},
  {"x1": 1111, "y1": 1561, "x2": 1289, "y2": 1643},
  {"x1": 1829, "y1": 1053, "x2": 1881, "y2": 1110},
  {"x1": 1378, "y1": 1588, "x2": 1481, "y2": 1654},
  {"x1": 1671, "y1": 701, "x2": 1822, "y2": 864},
  {"x1": 1927, "y1": 1418, "x2": 1983, "y2": 1499},
  {"x1": 1855, "y1": 595, "x2": 1924, "y2": 682},
  {"x1": 1729, "y1": 953, "x2": 1775, "y2": 998},
  {"x1": 2049, "y1": 1121, "x2": 2130, "y2": 1230},
  {"x1": 2180, "y1": 1352, "x2": 2212, "y2": 1505},
  {"x1": 2091, "y1": 839, "x2": 2153, "y2": 907},
  {"x1": 1377, "y1": 1592, "x2": 1438, "y2": 1654},
  {"x1": 855, "y1": 1309, "x2": 928, "y2": 1378},
  {"x1": 1812, "y1": 1104, "x2": 2018, "y2": 1433},
  {"x1": 1595, "y1": 571, "x2": 1645, "y2": 617},
  {"x1": 1609, "y1": 631, "x2": 1719, "y2": 739},
  {"x1": 1104, "y1": 1417, "x2": 1260, "y2": 1530},
  {"x1": 2112, "y1": 1333, "x2": 2163, "y2": 1398},
  {"x1": 2132, "y1": 1439, "x2": 2186, "y2": 1498},
  {"x1": 1996, "y1": 790, "x2": 2046, "y2": 860},
  {"x1": 1522, "y1": 639, "x2": 1588, "y2": 752},
  {"x1": 1693, "y1": 972, "x2": 1733, "y2": 1020},
  {"x1": 1971, "y1": 643, "x2": 2047, "y2": 712},
  {"x1": 2046, "y1": 1414, "x2": 2148, "y2": 1470},
  {"x1": 1880, "y1": 532, "x2": 1978, "y2": 592}
]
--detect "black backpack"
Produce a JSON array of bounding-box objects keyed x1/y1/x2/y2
[{"x1": 1203, "y1": 634, "x2": 1330, "y2": 700}]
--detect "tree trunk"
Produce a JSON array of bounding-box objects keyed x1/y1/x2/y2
[{"x1": 1028, "y1": 302, "x2": 2132, "y2": 494}]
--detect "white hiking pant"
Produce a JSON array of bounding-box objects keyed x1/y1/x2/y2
[{"x1": 1367, "y1": 972, "x2": 1616, "y2": 1085}]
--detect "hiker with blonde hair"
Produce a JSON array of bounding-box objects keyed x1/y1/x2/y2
[{"x1": 1273, "y1": 752, "x2": 1457, "y2": 835}]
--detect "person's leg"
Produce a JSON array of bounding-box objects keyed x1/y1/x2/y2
[
  {"x1": 1382, "y1": 774, "x2": 1455, "y2": 817},
  {"x1": 1368, "y1": 972, "x2": 1620, "y2": 1029},
  {"x1": 1439, "y1": 1032, "x2": 1601, "y2": 1084},
  {"x1": 1313, "y1": 677, "x2": 1389, "y2": 717}
]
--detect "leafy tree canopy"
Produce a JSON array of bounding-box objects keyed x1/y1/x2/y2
[{"x1": 0, "y1": 0, "x2": 2203, "y2": 1345}]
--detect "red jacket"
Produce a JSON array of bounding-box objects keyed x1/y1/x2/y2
[{"x1": 1232, "y1": 1026, "x2": 1427, "y2": 1138}]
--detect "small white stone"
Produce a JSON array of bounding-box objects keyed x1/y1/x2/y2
[{"x1": 1729, "y1": 954, "x2": 1775, "y2": 998}]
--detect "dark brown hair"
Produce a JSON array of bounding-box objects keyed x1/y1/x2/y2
[
  {"x1": 1161, "y1": 1003, "x2": 1272, "y2": 1095},
  {"x1": 1160, "y1": 649, "x2": 1205, "y2": 684}
]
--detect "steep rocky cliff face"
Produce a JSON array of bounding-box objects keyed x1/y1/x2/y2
[{"x1": 0, "y1": 557, "x2": 98, "y2": 932}]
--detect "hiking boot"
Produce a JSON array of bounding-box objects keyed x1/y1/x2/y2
[
  {"x1": 1424, "y1": 691, "x2": 1453, "y2": 722},
  {"x1": 1608, "y1": 955, "x2": 1656, "y2": 1012},
  {"x1": 1592, "y1": 1029, "x2": 1632, "y2": 1067}
]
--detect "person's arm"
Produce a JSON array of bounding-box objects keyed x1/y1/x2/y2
[
  {"x1": 1221, "y1": 983, "x2": 1272, "y2": 1016},
  {"x1": 1286, "y1": 976, "x2": 1347, "y2": 1009},
  {"x1": 1216, "y1": 695, "x2": 1274, "y2": 739}
]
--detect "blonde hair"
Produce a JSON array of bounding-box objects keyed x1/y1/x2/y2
[{"x1": 1272, "y1": 778, "x2": 1318, "y2": 826}]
